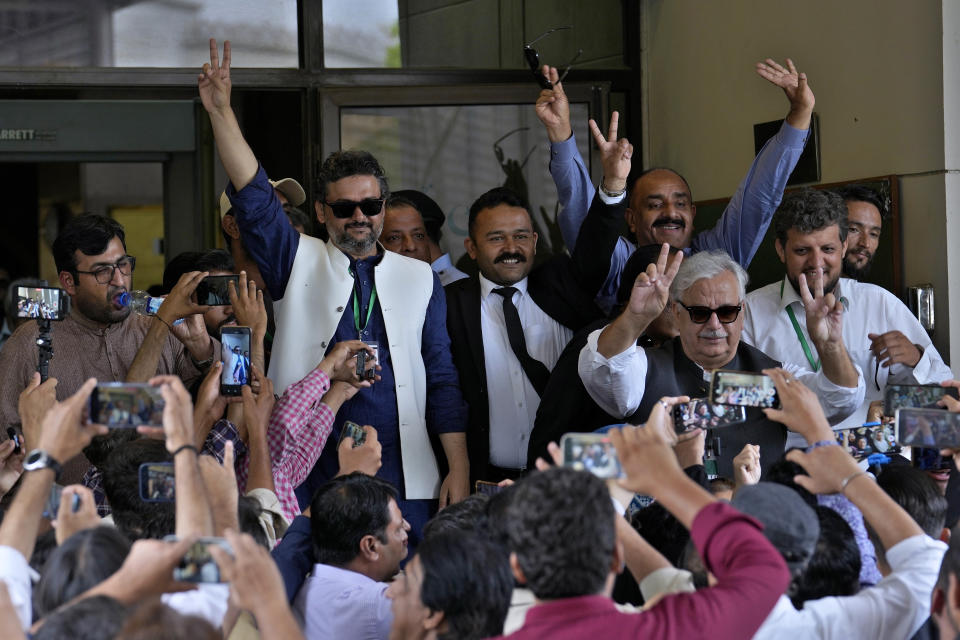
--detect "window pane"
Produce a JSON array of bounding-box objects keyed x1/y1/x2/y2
[
  {"x1": 0, "y1": 0, "x2": 298, "y2": 68},
  {"x1": 323, "y1": 0, "x2": 400, "y2": 68},
  {"x1": 340, "y1": 103, "x2": 590, "y2": 264}
]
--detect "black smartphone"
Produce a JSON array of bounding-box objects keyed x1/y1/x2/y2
[
  {"x1": 834, "y1": 423, "x2": 902, "y2": 461},
  {"x1": 672, "y1": 399, "x2": 747, "y2": 434},
  {"x1": 16, "y1": 285, "x2": 70, "y2": 320},
  {"x1": 884, "y1": 384, "x2": 959, "y2": 415},
  {"x1": 475, "y1": 480, "x2": 505, "y2": 496},
  {"x1": 896, "y1": 408, "x2": 960, "y2": 448},
  {"x1": 220, "y1": 326, "x2": 252, "y2": 396},
  {"x1": 195, "y1": 275, "x2": 239, "y2": 306},
  {"x1": 42, "y1": 484, "x2": 80, "y2": 519},
  {"x1": 6, "y1": 427, "x2": 20, "y2": 455},
  {"x1": 165, "y1": 536, "x2": 232, "y2": 583},
  {"x1": 559, "y1": 433, "x2": 622, "y2": 479},
  {"x1": 139, "y1": 462, "x2": 175, "y2": 502},
  {"x1": 709, "y1": 370, "x2": 780, "y2": 409},
  {"x1": 89, "y1": 383, "x2": 165, "y2": 428},
  {"x1": 337, "y1": 421, "x2": 366, "y2": 448},
  {"x1": 355, "y1": 342, "x2": 378, "y2": 381}
]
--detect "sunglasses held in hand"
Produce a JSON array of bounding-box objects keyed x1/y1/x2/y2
[{"x1": 523, "y1": 25, "x2": 583, "y2": 89}]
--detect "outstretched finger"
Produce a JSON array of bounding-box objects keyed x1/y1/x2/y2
[
  {"x1": 764, "y1": 58, "x2": 788, "y2": 75},
  {"x1": 664, "y1": 247, "x2": 684, "y2": 281},
  {"x1": 222, "y1": 40, "x2": 231, "y2": 74},
  {"x1": 654, "y1": 242, "x2": 670, "y2": 275},
  {"x1": 208, "y1": 38, "x2": 220, "y2": 71},
  {"x1": 798, "y1": 272, "x2": 814, "y2": 306},
  {"x1": 785, "y1": 58, "x2": 798, "y2": 76},
  {"x1": 588, "y1": 119, "x2": 608, "y2": 148},
  {"x1": 607, "y1": 111, "x2": 619, "y2": 142}
]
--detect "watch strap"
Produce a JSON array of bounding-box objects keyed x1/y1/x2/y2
[{"x1": 24, "y1": 449, "x2": 62, "y2": 480}]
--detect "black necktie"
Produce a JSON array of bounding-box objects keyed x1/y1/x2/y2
[{"x1": 493, "y1": 287, "x2": 551, "y2": 395}]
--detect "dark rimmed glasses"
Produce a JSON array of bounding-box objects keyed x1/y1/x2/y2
[
  {"x1": 75, "y1": 255, "x2": 136, "y2": 284},
  {"x1": 678, "y1": 302, "x2": 742, "y2": 324},
  {"x1": 523, "y1": 26, "x2": 583, "y2": 89},
  {"x1": 324, "y1": 198, "x2": 385, "y2": 219}
]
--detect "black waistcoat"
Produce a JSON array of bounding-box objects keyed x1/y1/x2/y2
[{"x1": 626, "y1": 337, "x2": 786, "y2": 478}]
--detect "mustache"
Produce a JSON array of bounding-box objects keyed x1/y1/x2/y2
[
  {"x1": 346, "y1": 221, "x2": 372, "y2": 229},
  {"x1": 218, "y1": 315, "x2": 237, "y2": 328},
  {"x1": 698, "y1": 329, "x2": 728, "y2": 339},
  {"x1": 494, "y1": 253, "x2": 527, "y2": 264},
  {"x1": 652, "y1": 217, "x2": 685, "y2": 229}
]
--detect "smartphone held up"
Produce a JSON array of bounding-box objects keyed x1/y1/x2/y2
[
  {"x1": 710, "y1": 370, "x2": 780, "y2": 409},
  {"x1": 560, "y1": 433, "x2": 622, "y2": 479},
  {"x1": 220, "y1": 326, "x2": 252, "y2": 396}
]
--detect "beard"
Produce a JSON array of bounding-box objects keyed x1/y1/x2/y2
[
  {"x1": 331, "y1": 221, "x2": 381, "y2": 255},
  {"x1": 74, "y1": 285, "x2": 130, "y2": 325},
  {"x1": 787, "y1": 271, "x2": 841, "y2": 298},
  {"x1": 843, "y1": 253, "x2": 874, "y2": 281}
]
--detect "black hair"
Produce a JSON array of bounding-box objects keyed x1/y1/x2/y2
[
  {"x1": 709, "y1": 476, "x2": 736, "y2": 496},
  {"x1": 506, "y1": 467, "x2": 615, "y2": 599},
  {"x1": 418, "y1": 531, "x2": 513, "y2": 640},
  {"x1": 33, "y1": 595, "x2": 130, "y2": 640},
  {"x1": 835, "y1": 184, "x2": 888, "y2": 220},
  {"x1": 389, "y1": 190, "x2": 446, "y2": 244},
  {"x1": 283, "y1": 204, "x2": 311, "y2": 232},
  {"x1": 162, "y1": 249, "x2": 235, "y2": 294},
  {"x1": 309, "y1": 472, "x2": 398, "y2": 566},
  {"x1": 937, "y1": 525, "x2": 960, "y2": 594},
  {"x1": 34, "y1": 526, "x2": 132, "y2": 618},
  {"x1": 52, "y1": 214, "x2": 127, "y2": 275},
  {"x1": 422, "y1": 494, "x2": 489, "y2": 540},
  {"x1": 114, "y1": 600, "x2": 219, "y2": 640},
  {"x1": 481, "y1": 482, "x2": 517, "y2": 550},
  {"x1": 791, "y1": 506, "x2": 861, "y2": 608},
  {"x1": 763, "y1": 452, "x2": 818, "y2": 508},
  {"x1": 877, "y1": 465, "x2": 947, "y2": 537},
  {"x1": 101, "y1": 438, "x2": 175, "y2": 541},
  {"x1": 631, "y1": 166, "x2": 694, "y2": 201},
  {"x1": 83, "y1": 430, "x2": 141, "y2": 470},
  {"x1": 315, "y1": 150, "x2": 389, "y2": 203},
  {"x1": 237, "y1": 495, "x2": 270, "y2": 549},
  {"x1": 467, "y1": 187, "x2": 529, "y2": 239},
  {"x1": 773, "y1": 187, "x2": 849, "y2": 245}
]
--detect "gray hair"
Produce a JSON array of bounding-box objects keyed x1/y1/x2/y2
[{"x1": 669, "y1": 250, "x2": 749, "y2": 302}]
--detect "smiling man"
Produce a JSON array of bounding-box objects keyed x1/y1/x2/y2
[
  {"x1": 836, "y1": 184, "x2": 886, "y2": 280},
  {"x1": 742, "y1": 188, "x2": 952, "y2": 433},
  {"x1": 579, "y1": 248, "x2": 863, "y2": 477},
  {"x1": 445, "y1": 187, "x2": 604, "y2": 482}
]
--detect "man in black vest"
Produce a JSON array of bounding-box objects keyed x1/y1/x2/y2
[
  {"x1": 445, "y1": 187, "x2": 607, "y2": 482},
  {"x1": 578, "y1": 247, "x2": 864, "y2": 476}
]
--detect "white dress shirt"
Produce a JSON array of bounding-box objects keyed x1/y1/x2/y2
[
  {"x1": 577, "y1": 328, "x2": 864, "y2": 424},
  {"x1": 431, "y1": 253, "x2": 469, "y2": 286},
  {"x1": 479, "y1": 274, "x2": 573, "y2": 468},
  {"x1": 743, "y1": 277, "x2": 954, "y2": 435}
]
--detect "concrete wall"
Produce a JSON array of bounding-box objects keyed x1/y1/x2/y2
[{"x1": 641, "y1": 0, "x2": 957, "y2": 367}]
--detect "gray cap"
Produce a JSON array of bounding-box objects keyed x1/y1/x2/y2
[{"x1": 732, "y1": 482, "x2": 820, "y2": 573}]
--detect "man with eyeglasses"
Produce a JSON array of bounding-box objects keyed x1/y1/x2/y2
[
  {"x1": 578, "y1": 248, "x2": 863, "y2": 476},
  {"x1": 0, "y1": 214, "x2": 215, "y2": 483},
  {"x1": 198, "y1": 39, "x2": 469, "y2": 547},
  {"x1": 742, "y1": 188, "x2": 951, "y2": 436}
]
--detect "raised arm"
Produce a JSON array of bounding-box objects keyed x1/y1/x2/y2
[
  {"x1": 692, "y1": 57, "x2": 814, "y2": 266},
  {"x1": 799, "y1": 272, "x2": 859, "y2": 388},
  {"x1": 198, "y1": 39, "x2": 257, "y2": 191}
]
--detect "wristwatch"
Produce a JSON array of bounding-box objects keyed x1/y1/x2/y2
[{"x1": 23, "y1": 449, "x2": 62, "y2": 480}]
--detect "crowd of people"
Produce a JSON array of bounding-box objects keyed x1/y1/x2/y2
[{"x1": 0, "y1": 38, "x2": 958, "y2": 639}]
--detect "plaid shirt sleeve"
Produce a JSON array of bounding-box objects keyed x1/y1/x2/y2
[{"x1": 266, "y1": 367, "x2": 337, "y2": 522}]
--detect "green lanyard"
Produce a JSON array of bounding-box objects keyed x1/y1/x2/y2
[
  {"x1": 781, "y1": 280, "x2": 820, "y2": 372},
  {"x1": 351, "y1": 271, "x2": 377, "y2": 336}
]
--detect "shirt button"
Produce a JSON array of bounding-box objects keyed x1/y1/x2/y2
[
  {"x1": 321, "y1": 341, "x2": 327, "y2": 348},
  {"x1": 336, "y1": 306, "x2": 344, "y2": 312}
]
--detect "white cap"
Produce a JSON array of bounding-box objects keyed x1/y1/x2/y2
[{"x1": 219, "y1": 177, "x2": 307, "y2": 219}]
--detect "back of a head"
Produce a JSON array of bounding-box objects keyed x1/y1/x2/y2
[
  {"x1": 114, "y1": 600, "x2": 219, "y2": 640},
  {"x1": 791, "y1": 506, "x2": 861, "y2": 608},
  {"x1": 936, "y1": 525, "x2": 960, "y2": 598},
  {"x1": 418, "y1": 530, "x2": 513, "y2": 640},
  {"x1": 763, "y1": 453, "x2": 818, "y2": 508},
  {"x1": 33, "y1": 595, "x2": 130, "y2": 640},
  {"x1": 315, "y1": 150, "x2": 389, "y2": 203},
  {"x1": 51, "y1": 213, "x2": 127, "y2": 275},
  {"x1": 101, "y1": 438, "x2": 175, "y2": 540},
  {"x1": 732, "y1": 482, "x2": 820, "y2": 581},
  {"x1": 773, "y1": 187, "x2": 848, "y2": 245},
  {"x1": 34, "y1": 526, "x2": 132, "y2": 618},
  {"x1": 505, "y1": 467, "x2": 615, "y2": 600},
  {"x1": 390, "y1": 189, "x2": 446, "y2": 244},
  {"x1": 310, "y1": 472, "x2": 398, "y2": 566},
  {"x1": 422, "y1": 494, "x2": 489, "y2": 540},
  {"x1": 877, "y1": 465, "x2": 947, "y2": 538}
]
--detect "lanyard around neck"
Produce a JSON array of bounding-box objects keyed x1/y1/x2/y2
[
  {"x1": 350, "y1": 268, "x2": 377, "y2": 335},
  {"x1": 781, "y1": 280, "x2": 820, "y2": 372}
]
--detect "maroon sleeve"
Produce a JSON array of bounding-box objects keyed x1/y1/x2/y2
[{"x1": 632, "y1": 501, "x2": 790, "y2": 640}]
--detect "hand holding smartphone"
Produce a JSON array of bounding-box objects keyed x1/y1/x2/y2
[
  {"x1": 560, "y1": 433, "x2": 623, "y2": 479},
  {"x1": 884, "y1": 384, "x2": 959, "y2": 415},
  {"x1": 672, "y1": 398, "x2": 746, "y2": 434},
  {"x1": 710, "y1": 370, "x2": 780, "y2": 409},
  {"x1": 89, "y1": 383, "x2": 165, "y2": 428},
  {"x1": 196, "y1": 275, "x2": 239, "y2": 306},
  {"x1": 896, "y1": 408, "x2": 960, "y2": 448},
  {"x1": 164, "y1": 536, "x2": 232, "y2": 583},
  {"x1": 220, "y1": 326, "x2": 252, "y2": 396},
  {"x1": 337, "y1": 421, "x2": 367, "y2": 448},
  {"x1": 139, "y1": 462, "x2": 175, "y2": 502}
]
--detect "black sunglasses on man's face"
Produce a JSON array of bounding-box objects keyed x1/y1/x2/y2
[
  {"x1": 324, "y1": 198, "x2": 385, "y2": 219},
  {"x1": 523, "y1": 26, "x2": 583, "y2": 89}
]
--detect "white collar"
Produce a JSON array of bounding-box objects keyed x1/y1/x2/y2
[{"x1": 479, "y1": 273, "x2": 529, "y2": 299}]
